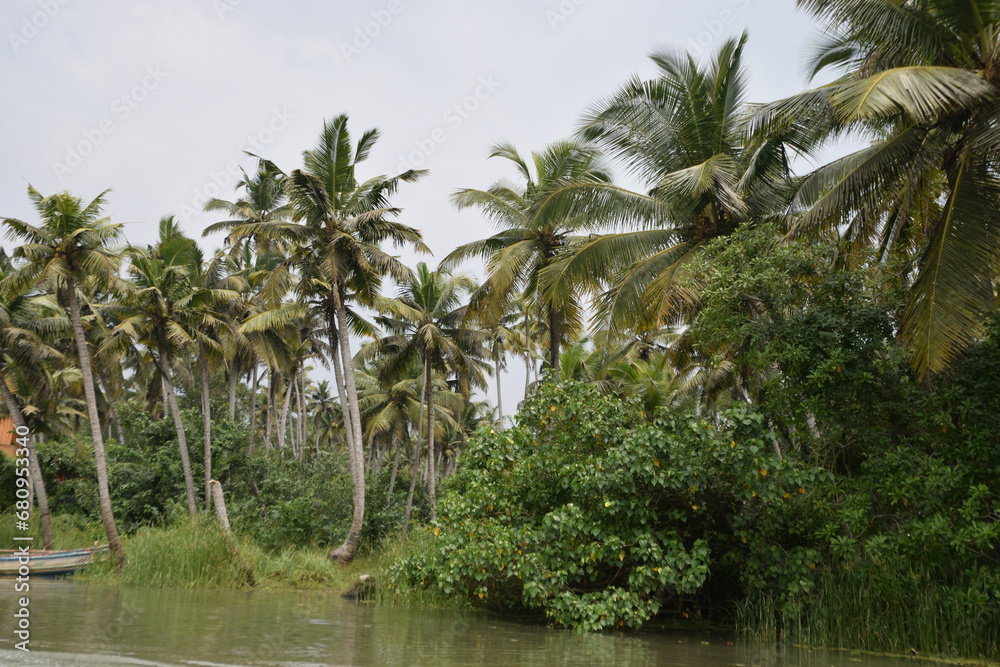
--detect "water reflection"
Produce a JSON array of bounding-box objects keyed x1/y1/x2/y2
[{"x1": 0, "y1": 581, "x2": 944, "y2": 666}]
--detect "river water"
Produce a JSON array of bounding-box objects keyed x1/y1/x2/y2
[{"x1": 0, "y1": 581, "x2": 946, "y2": 666}]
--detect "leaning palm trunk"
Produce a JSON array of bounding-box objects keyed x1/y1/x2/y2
[
  {"x1": 160, "y1": 368, "x2": 198, "y2": 517},
  {"x1": 199, "y1": 342, "x2": 212, "y2": 511},
  {"x1": 66, "y1": 281, "x2": 124, "y2": 564},
  {"x1": 0, "y1": 374, "x2": 53, "y2": 549},
  {"x1": 329, "y1": 294, "x2": 366, "y2": 563}
]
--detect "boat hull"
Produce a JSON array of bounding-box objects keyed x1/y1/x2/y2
[{"x1": 0, "y1": 547, "x2": 105, "y2": 576}]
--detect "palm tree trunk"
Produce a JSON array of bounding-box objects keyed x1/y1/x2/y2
[
  {"x1": 265, "y1": 368, "x2": 275, "y2": 452},
  {"x1": 228, "y1": 358, "x2": 239, "y2": 421},
  {"x1": 65, "y1": 281, "x2": 124, "y2": 564},
  {"x1": 426, "y1": 363, "x2": 437, "y2": 521},
  {"x1": 160, "y1": 367, "x2": 198, "y2": 517},
  {"x1": 548, "y1": 305, "x2": 560, "y2": 380},
  {"x1": 403, "y1": 362, "x2": 428, "y2": 538},
  {"x1": 296, "y1": 373, "x2": 306, "y2": 460},
  {"x1": 327, "y1": 318, "x2": 356, "y2": 454},
  {"x1": 495, "y1": 356, "x2": 504, "y2": 431},
  {"x1": 278, "y1": 371, "x2": 293, "y2": 451},
  {"x1": 199, "y1": 342, "x2": 212, "y2": 511},
  {"x1": 386, "y1": 432, "x2": 401, "y2": 505},
  {"x1": 329, "y1": 293, "x2": 366, "y2": 563},
  {"x1": 248, "y1": 363, "x2": 260, "y2": 455},
  {"x1": 0, "y1": 373, "x2": 53, "y2": 550}
]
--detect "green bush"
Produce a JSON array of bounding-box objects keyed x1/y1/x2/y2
[{"x1": 388, "y1": 380, "x2": 824, "y2": 631}]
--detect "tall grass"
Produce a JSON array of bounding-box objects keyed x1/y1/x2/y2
[
  {"x1": 0, "y1": 512, "x2": 104, "y2": 549},
  {"x1": 83, "y1": 519, "x2": 254, "y2": 588},
  {"x1": 737, "y1": 566, "x2": 1000, "y2": 661}
]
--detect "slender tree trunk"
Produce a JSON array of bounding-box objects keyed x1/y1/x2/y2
[
  {"x1": 199, "y1": 342, "x2": 212, "y2": 512},
  {"x1": 403, "y1": 365, "x2": 428, "y2": 538},
  {"x1": 386, "y1": 432, "x2": 401, "y2": 506},
  {"x1": 227, "y1": 358, "x2": 239, "y2": 421},
  {"x1": 327, "y1": 319, "x2": 356, "y2": 454},
  {"x1": 265, "y1": 368, "x2": 275, "y2": 452},
  {"x1": 161, "y1": 366, "x2": 198, "y2": 517},
  {"x1": 329, "y1": 293, "x2": 366, "y2": 563},
  {"x1": 426, "y1": 364, "x2": 437, "y2": 521},
  {"x1": 114, "y1": 419, "x2": 126, "y2": 449},
  {"x1": 548, "y1": 305, "x2": 560, "y2": 380},
  {"x1": 278, "y1": 370, "x2": 293, "y2": 452},
  {"x1": 495, "y1": 356, "x2": 504, "y2": 431},
  {"x1": 248, "y1": 364, "x2": 260, "y2": 455},
  {"x1": 0, "y1": 374, "x2": 53, "y2": 550},
  {"x1": 65, "y1": 281, "x2": 124, "y2": 565},
  {"x1": 296, "y1": 373, "x2": 305, "y2": 460}
]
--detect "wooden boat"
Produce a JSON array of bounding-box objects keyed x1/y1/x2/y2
[{"x1": 0, "y1": 546, "x2": 107, "y2": 576}]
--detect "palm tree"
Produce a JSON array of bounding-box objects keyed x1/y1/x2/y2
[
  {"x1": 445, "y1": 141, "x2": 613, "y2": 377},
  {"x1": 539, "y1": 35, "x2": 794, "y2": 335},
  {"x1": 307, "y1": 380, "x2": 342, "y2": 455},
  {"x1": 204, "y1": 158, "x2": 295, "y2": 256},
  {"x1": 364, "y1": 262, "x2": 488, "y2": 517},
  {"x1": 103, "y1": 218, "x2": 237, "y2": 517},
  {"x1": 0, "y1": 251, "x2": 59, "y2": 549},
  {"x1": 749, "y1": 1, "x2": 1000, "y2": 380},
  {"x1": 2, "y1": 187, "x2": 125, "y2": 564},
  {"x1": 188, "y1": 246, "x2": 243, "y2": 508},
  {"x1": 220, "y1": 115, "x2": 428, "y2": 562}
]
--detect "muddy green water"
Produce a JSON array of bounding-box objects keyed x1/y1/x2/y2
[{"x1": 0, "y1": 581, "x2": 949, "y2": 666}]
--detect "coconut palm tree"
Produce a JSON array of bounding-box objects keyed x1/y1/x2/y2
[
  {"x1": 220, "y1": 115, "x2": 428, "y2": 562},
  {"x1": 363, "y1": 262, "x2": 488, "y2": 517},
  {"x1": 0, "y1": 251, "x2": 59, "y2": 549},
  {"x1": 749, "y1": 0, "x2": 1000, "y2": 380},
  {"x1": 539, "y1": 34, "x2": 794, "y2": 335},
  {"x1": 445, "y1": 141, "x2": 613, "y2": 377},
  {"x1": 103, "y1": 218, "x2": 237, "y2": 517},
  {"x1": 2, "y1": 187, "x2": 126, "y2": 564}
]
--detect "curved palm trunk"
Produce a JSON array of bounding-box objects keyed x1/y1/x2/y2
[
  {"x1": 65, "y1": 281, "x2": 124, "y2": 564},
  {"x1": 160, "y1": 367, "x2": 198, "y2": 517},
  {"x1": 329, "y1": 294, "x2": 366, "y2": 563},
  {"x1": 199, "y1": 342, "x2": 212, "y2": 511},
  {"x1": 0, "y1": 374, "x2": 53, "y2": 549}
]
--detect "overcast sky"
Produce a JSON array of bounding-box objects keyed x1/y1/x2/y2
[{"x1": 2, "y1": 0, "x2": 834, "y2": 415}]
